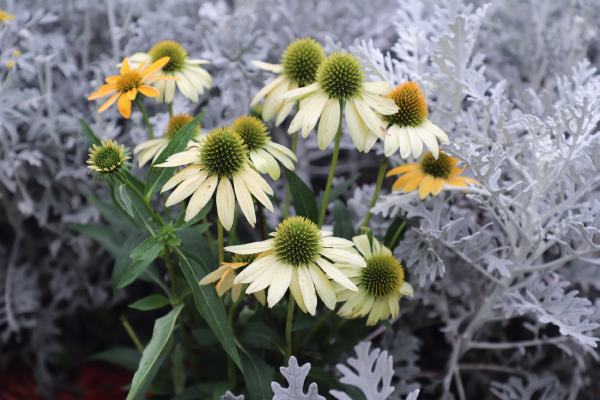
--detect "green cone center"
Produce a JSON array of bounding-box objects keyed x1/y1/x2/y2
[
  {"x1": 94, "y1": 147, "x2": 122, "y2": 170},
  {"x1": 231, "y1": 115, "x2": 269, "y2": 151},
  {"x1": 274, "y1": 217, "x2": 323, "y2": 267},
  {"x1": 421, "y1": 152, "x2": 452, "y2": 179},
  {"x1": 361, "y1": 254, "x2": 404, "y2": 297},
  {"x1": 165, "y1": 113, "x2": 200, "y2": 140},
  {"x1": 281, "y1": 38, "x2": 326, "y2": 87},
  {"x1": 199, "y1": 127, "x2": 248, "y2": 179},
  {"x1": 149, "y1": 40, "x2": 187, "y2": 73},
  {"x1": 316, "y1": 52, "x2": 364, "y2": 100}
]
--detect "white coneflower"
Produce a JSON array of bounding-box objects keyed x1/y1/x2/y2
[
  {"x1": 230, "y1": 115, "x2": 297, "y2": 180},
  {"x1": 156, "y1": 127, "x2": 274, "y2": 231},
  {"x1": 382, "y1": 82, "x2": 449, "y2": 159},
  {"x1": 334, "y1": 234, "x2": 413, "y2": 326},
  {"x1": 250, "y1": 38, "x2": 326, "y2": 126},
  {"x1": 227, "y1": 216, "x2": 364, "y2": 316},
  {"x1": 128, "y1": 40, "x2": 211, "y2": 103},
  {"x1": 133, "y1": 113, "x2": 202, "y2": 167},
  {"x1": 278, "y1": 52, "x2": 399, "y2": 151}
]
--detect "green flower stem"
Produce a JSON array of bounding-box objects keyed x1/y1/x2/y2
[
  {"x1": 135, "y1": 97, "x2": 155, "y2": 139},
  {"x1": 217, "y1": 218, "x2": 224, "y2": 266},
  {"x1": 203, "y1": 216, "x2": 214, "y2": 254},
  {"x1": 318, "y1": 99, "x2": 344, "y2": 227},
  {"x1": 362, "y1": 156, "x2": 389, "y2": 229},
  {"x1": 388, "y1": 221, "x2": 406, "y2": 248},
  {"x1": 297, "y1": 308, "x2": 333, "y2": 350},
  {"x1": 178, "y1": 315, "x2": 200, "y2": 383},
  {"x1": 120, "y1": 315, "x2": 144, "y2": 353},
  {"x1": 168, "y1": 102, "x2": 173, "y2": 117},
  {"x1": 163, "y1": 245, "x2": 178, "y2": 301},
  {"x1": 162, "y1": 193, "x2": 172, "y2": 222},
  {"x1": 121, "y1": 179, "x2": 163, "y2": 227},
  {"x1": 256, "y1": 200, "x2": 267, "y2": 240},
  {"x1": 283, "y1": 131, "x2": 299, "y2": 220},
  {"x1": 284, "y1": 294, "x2": 296, "y2": 365},
  {"x1": 228, "y1": 284, "x2": 247, "y2": 327}
]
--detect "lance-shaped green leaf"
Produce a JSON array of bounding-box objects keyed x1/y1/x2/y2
[
  {"x1": 241, "y1": 322, "x2": 285, "y2": 355},
  {"x1": 175, "y1": 198, "x2": 212, "y2": 229},
  {"x1": 333, "y1": 200, "x2": 355, "y2": 240},
  {"x1": 85, "y1": 193, "x2": 135, "y2": 234},
  {"x1": 115, "y1": 183, "x2": 134, "y2": 217},
  {"x1": 69, "y1": 224, "x2": 124, "y2": 258},
  {"x1": 171, "y1": 344, "x2": 185, "y2": 394},
  {"x1": 144, "y1": 111, "x2": 205, "y2": 197},
  {"x1": 112, "y1": 231, "x2": 148, "y2": 297},
  {"x1": 237, "y1": 342, "x2": 273, "y2": 400},
  {"x1": 126, "y1": 305, "x2": 183, "y2": 400},
  {"x1": 118, "y1": 259, "x2": 155, "y2": 289},
  {"x1": 175, "y1": 248, "x2": 242, "y2": 371},
  {"x1": 89, "y1": 347, "x2": 141, "y2": 371},
  {"x1": 284, "y1": 168, "x2": 318, "y2": 224},
  {"x1": 129, "y1": 295, "x2": 170, "y2": 311},
  {"x1": 130, "y1": 237, "x2": 163, "y2": 260},
  {"x1": 78, "y1": 117, "x2": 102, "y2": 147}
]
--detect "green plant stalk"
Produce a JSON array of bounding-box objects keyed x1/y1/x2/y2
[
  {"x1": 168, "y1": 102, "x2": 173, "y2": 117},
  {"x1": 297, "y1": 308, "x2": 333, "y2": 350},
  {"x1": 178, "y1": 315, "x2": 200, "y2": 383},
  {"x1": 120, "y1": 315, "x2": 144, "y2": 353},
  {"x1": 217, "y1": 218, "x2": 224, "y2": 266},
  {"x1": 389, "y1": 221, "x2": 406, "y2": 248},
  {"x1": 163, "y1": 245, "x2": 178, "y2": 301},
  {"x1": 284, "y1": 295, "x2": 295, "y2": 365},
  {"x1": 162, "y1": 193, "x2": 172, "y2": 221},
  {"x1": 283, "y1": 131, "x2": 299, "y2": 220},
  {"x1": 135, "y1": 97, "x2": 155, "y2": 139},
  {"x1": 256, "y1": 200, "x2": 267, "y2": 240},
  {"x1": 227, "y1": 280, "x2": 242, "y2": 383},
  {"x1": 318, "y1": 99, "x2": 344, "y2": 227},
  {"x1": 362, "y1": 156, "x2": 389, "y2": 228},
  {"x1": 121, "y1": 179, "x2": 163, "y2": 227},
  {"x1": 203, "y1": 216, "x2": 214, "y2": 254}
]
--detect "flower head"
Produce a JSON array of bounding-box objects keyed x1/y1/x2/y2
[
  {"x1": 231, "y1": 115, "x2": 297, "y2": 180},
  {"x1": 132, "y1": 113, "x2": 202, "y2": 167},
  {"x1": 87, "y1": 139, "x2": 132, "y2": 181},
  {"x1": 157, "y1": 127, "x2": 274, "y2": 230},
  {"x1": 200, "y1": 253, "x2": 266, "y2": 305},
  {"x1": 227, "y1": 216, "x2": 365, "y2": 315},
  {"x1": 386, "y1": 150, "x2": 480, "y2": 199},
  {"x1": 128, "y1": 40, "x2": 212, "y2": 103},
  {"x1": 0, "y1": 8, "x2": 15, "y2": 22},
  {"x1": 279, "y1": 52, "x2": 399, "y2": 151},
  {"x1": 87, "y1": 57, "x2": 180, "y2": 118},
  {"x1": 334, "y1": 234, "x2": 413, "y2": 326},
  {"x1": 383, "y1": 82, "x2": 449, "y2": 159},
  {"x1": 250, "y1": 38, "x2": 325, "y2": 126}
]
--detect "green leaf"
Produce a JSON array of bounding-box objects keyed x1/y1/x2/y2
[
  {"x1": 176, "y1": 248, "x2": 243, "y2": 371},
  {"x1": 116, "y1": 183, "x2": 134, "y2": 217},
  {"x1": 316, "y1": 174, "x2": 361, "y2": 215},
  {"x1": 69, "y1": 224, "x2": 124, "y2": 258},
  {"x1": 381, "y1": 319, "x2": 394, "y2": 334},
  {"x1": 89, "y1": 347, "x2": 141, "y2": 371},
  {"x1": 238, "y1": 344, "x2": 274, "y2": 400},
  {"x1": 108, "y1": 180, "x2": 151, "y2": 233},
  {"x1": 284, "y1": 168, "x2": 318, "y2": 224},
  {"x1": 175, "y1": 198, "x2": 213, "y2": 229},
  {"x1": 171, "y1": 344, "x2": 185, "y2": 394},
  {"x1": 212, "y1": 381, "x2": 234, "y2": 400},
  {"x1": 78, "y1": 117, "x2": 101, "y2": 147},
  {"x1": 129, "y1": 295, "x2": 171, "y2": 311},
  {"x1": 191, "y1": 223, "x2": 211, "y2": 235},
  {"x1": 177, "y1": 227, "x2": 217, "y2": 272},
  {"x1": 384, "y1": 216, "x2": 407, "y2": 251},
  {"x1": 241, "y1": 322, "x2": 285, "y2": 355},
  {"x1": 192, "y1": 328, "x2": 219, "y2": 346},
  {"x1": 130, "y1": 237, "x2": 163, "y2": 260},
  {"x1": 172, "y1": 384, "x2": 215, "y2": 400},
  {"x1": 291, "y1": 313, "x2": 316, "y2": 332},
  {"x1": 333, "y1": 200, "x2": 355, "y2": 240},
  {"x1": 118, "y1": 259, "x2": 154, "y2": 289},
  {"x1": 126, "y1": 305, "x2": 183, "y2": 400},
  {"x1": 145, "y1": 112, "x2": 205, "y2": 198},
  {"x1": 85, "y1": 193, "x2": 135, "y2": 234},
  {"x1": 112, "y1": 232, "x2": 148, "y2": 298}
]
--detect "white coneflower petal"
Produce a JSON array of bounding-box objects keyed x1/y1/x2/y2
[
  {"x1": 246, "y1": 262, "x2": 280, "y2": 293},
  {"x1": 361, "y1": 93, "x2": 398, "y2": 115},
  {"x1": 231, "y1": 283, "x2": 243, "y2": 302},
  {"x1": 314, "y1": 257, "x2": 358, "y2": 291},
  {"x1": 266, "y1": 142, "x2": 297, "y2": 161},
  {"x1": 354, "y1": 296, "x2": 376, "y2": 318},
  {"x1": 352, "y1": 235, "x2": 372, "y2": 258},
  {"x1": 157, "y1": 150, "x2": 199, "y2": 167},
  {"x1": 216, "y1": 177, "x2": 235, "y2": 230},
  {"x1": 162, "y1": 165, "x2": 203, "y2": 192},
  {"x1": 165, "y1": 174, "x2": 207, "y2": 206},
  {"x1": 217, "y1": 270, "x2": 235, "y2": 296},
  {"x1": 264, "y1": 145, "x2": 296, "y2": 170},
  {"x1": 186, "y1": 175, "x2": 218, "y2": 221},
  {"x1": 418, "y1": 127, "x2": 440, "y2": 158},
  {"x1": 297, "y1": 265, "x2": 317, "y2": 315},
  {"x1": 399, "y1": 127, "x2": 412, "y2": 159},
  {"x1": 345, "y1": 101, "x2": 367, "y2": 152},
  {"x1": 353, "y1": 97, "x2": 387, "y2": 139},
  {"x1": 308, "y1": 263, "x2": 336, "y2": 309},
  {"x1": 317, "y1": 98, "x2": 341, "y2": 150},
  {"x1": 267, "y1": 263, "x2": 293, "y2": 307},
  {"x1": 243, "y1": 164, "x2": 274, "y2": 196},
  {"x1": 400, "y1": 282, "x2": 414, "y2": 296},
  {"x1": 279, "y1": 83, "x2": 319, "y2": 101},
  {"x1": 133, "y1": 138, "x2": 167, "y2": 153},
  {"x1": 366, "y1": 301, "x2": 382, "y2": 326},
  {"x1": 388, "y1": 296, "x2": 400, "y2": 318},
  {"x1": 226, "y1": 239, "x2": 275, "y2": 255},
  {"x1": 250, "y1": 149, "x2": 280, "y2": 180},
  {"x1": 406, "y1": 126, "x2": 424, "y2": 159},
  {"x1": 322, "y1": 237, "x2": 355, "y2": 248},
  {"x1": 363, "y1": 81, "x2": 394, "y2": 96},
  {"x1": 164, "y1": 79, "x2": 176, "y2": 103},
  {"x1": 138, "y1": 146, "x2": 162, "y2": 168},
  {"x1": 289, "y1": 268, "x2": 308, "y2": 313},
  {"x1": 301, "y1": 93, "x2": 329, "y2": 138},
  {"x1": 320, "y1": 248, "x2": 366, "y2": 267},
  {"x1": 251, "y1": 75, "x2": 287, "y2": 107},
  {"x1": 239, "y1": 170, "x2": 274, "y2": 212},
  {"x1": 199, "y1": 265, "x2": 230, "y2": 285},
  {"x1": 251, "y1": 60, "x2": 283, "y2": 73},
  {"x1": 235, "y1": 255, "x2": 278, "y2": 283},
  {"x1": 384, "y1": 125, "x2": 402, "y2": 157},
  {"x1": 232, "y1": 173, "x2": 256, "y2": 227},
  {"x1": 263, "y1": 79, "x2": 291, "y2": 121},
  {"x1": 274, "y1": 82, "x2": 299, "y2": 126},
  {"x1": 423, "y1": 120, "x2": 450, "y2": 142}
]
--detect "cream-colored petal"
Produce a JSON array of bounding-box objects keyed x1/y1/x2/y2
[
  {"x1": 251, "y1": 149, "x2": 280, "y2": 180},
  {"x1": 352, "y1": 235, "x2": 372, "y2": 258},
  {"x1": 165, "y1": 173, "x2": 208, "y2": 206},
  {"x1": 226, "y1": 239, "x2": 274, "y2": 255},
  {"x1": 251, "y1": 75, "x2": 287, "y2": 106},
  {"x1": 278, "y1": 83, "x2": 319, "y2": 101},
  {"x1": 161, "y1": 165, "x2": 203, "y2": 192},
  {"x1": 308, "y1": 263, "x2": 336, "y2": 310},
  {"x1": 164, "y1": 80, "x2": 176, "y2": 104},
  {"x1": 274, "y1": 82, "x2": 298, "y2": 126},
  {"x1": 150, "y1": 143, "x2": 170, "y2": 165},
  {"x1": 289, "y1": 268, "x2": 307, "y2": 313},
  {"x1": 353, "y1": 97, "x2": 387, "y2": 139},
  {"x1": 217, "y1": 269, "x2": 235, "y2": 296},
  {"x1": 297, "y1": 265, "x2": 317, "y2": 315},
  {"x1": 267, "y1": 263, "x2": 293, "y2": 307},
  {"x1": 416, "y1": 125, "x2": 440, "y2": 158},
  {"x1": 398, "y1": 126, "x2": 412, "y2": 159},
  {"x1": 302, "y1": 93, "x2": 329, "y2": 139},
  {"x1": 320, "y1": 248, "x2": 367, "y2": 268},
  {"x1": 317, "y1": 98, "x2": 341, "y2": 150},
  {"x1": 137, "y1": 146, "x2": 161, "y2": 168},
  {"x1": 133, "y1": 138, "x2": 168, "y2": 154},
  {"x1": 246, "y1": 262, "x2": 280, "y2": 293},
  {"x1": 388, "y1": 296, "x2": 400, "y2": 319},
  {"x1": 353, "y1": 296, "x2": 376, "y2": 318},
  {"x1": 287, "y1": 93, "x2": 317, "y2": 133},
  {"x1": 264, "y1": 144, "x2": 296, "y2": 171},
  {"x1": 232, "y1": 173, "x2": 256, "y2": 227},
  {"x1": 234, "y1": 254, "x2": 278, "y2": 284},
  {"x1": 322, "y1": 237, "x2": 355, "y2": 248},
  {"x1": 338, "y1": 291, "x2": 367, "y2": 317},
  {"x1": 174, "y1": 71, "x2": 199, "y2": 102},
  {"x1": 263, "y1": 78, "x2": 290, "y2": 121},
  {"x1": 345, "y1": 100, "x2": 367, "y2": 152},
  {"x1": 239, "y1": 170, "x2": 274, "y2": 212},
  {"x1": 199, "y1": 265, "x2": 230, "y2": 285},
  {"x1": 251, "y1": 60, "x2": 283, "y2": 73},
  {"x1": 384, "y1": 125, "x2": 401, "y2": 157},
  {"x1": 423, "y1": 120, "x2": 449, "y2": 142},
  {"x1": 185, "y1": 175, "x2": 218, "y2": 221},
  {"x1": 400, "y1": 282, "x2": 414, "y2": 297},
  {"x1": 266, "y1": 142, "x2": 297, "y2": 162},
  {"x1": 366, "y1": 299, "x2": 383, "y2": 326},
  {"x1": 363, "y1": 131, "x2": 379, "y2": 153},
  {"x1": 361, "y1": 93, "x2": 398, "y2": 115},
  {"x1": 243, "y1": 164, "x2": 274, "y2": 195},
  {"x1": 231, "y1": 283, "x2": 243, "y2": 303},
  {"x1": 406, "y1": 126, "x2": 424, "y2": 159},
  {"x1": 314, "y1": 257, "x2": 359, "y2": 291},
  {"x1": 363, "y1": 81, "x2": 394, "y2": 96},
  {"x1": 254, "y1": 290, "x2": 266, "y2": 305},
  {"x1": 216, "y1": 178, "x2": 235, "y2": 231},
  {"x1": 156, "y1": 149, "x2": 200, "y2": 167}
]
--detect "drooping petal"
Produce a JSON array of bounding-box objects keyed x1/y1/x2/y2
[
  {"x1": 353, "y1": 97, "x2": 387, "y2": 139},
  {"x1": 264, "y1": 144, "x2": 295, "y2": 171},
  {"x1": 398, "y1": 126, "x2": 412, "y2": 159},
  {"x1": 416, "y1": 125, "x2": 440, "y2": 158},
  {"x1": 289, "y1": 267, "x2": 308, "y2": 313},
  {"x1": 199, "y1": 265, "x2": 231, "y2": 285},
  {"x1": 246, "y1": 261, "x2": 280, "y2": 293},
  {"x1": 361, "y1": 93, "x2": 398, "y2": 115},
  {"x1": 406, "y1": 126, "x2": 423, "y2": 159},
  {"x1": 134, "y1": 138, "x2": 168, "y2": 154},
  {"x1": 216, "y1": 177, "x2": 235, "y2": 231},
  {"x1": 185, "y1": 175, "x2": 218, "y2": 221},
  {"x1": 254, "y1": 290, "x2": 266, "y2": 306},
  {"x1": 251, "y1": 75, "x2": 287, "y2": 107},
  {"x1": 345, "y1": 100, "x2": 367, "y2": 152},
  {"x1": 216, "y1": 269, "x2": 235, "y2": 296},
  {"x1": 317, "y1": 98, "x2": 341, "y2": 150},
  {"x1": 275, "y1": 82, "x2": 298, "y2": 126},
  {"x1": 314, "y1": 257, "x2": 359, "y2": 291},
  {"x1": 418, "y1": 175, "x2": 435, "y2": 199},
  {"x1": 322, "y1": 237, "x2": 355, "y2": 248},
  {"x1": 400, "y1": 282, "x2": 414, "y2": 296},
  {"x1": 352, "y1": 235, "x2": 372, "y2": 258},
  {"x1": 165, "y1": 174, "x2": 207, "y2": 206},
  {"x1": 402, "y1": 173, "x2": 425, "y2": 193},
  {"x1": 232, "y1": 173, "x2": 256, "y2": 227},
  {"x1": 226, "y1": 239, "x2": 274, "y2": 255},
  {"x1": 320, "y1": 248, "x2": 367, "y2": 268},
  {"x1": 234, "y1": 254, "x2": 278, "y2": 284},
  {"x1": 161, "y1": 165, "x2": 203, "y2": 192},
  {"x1": 117, "y1": 94, "x2": 132, "y2": 118},
  {"x1": 432, "y1": 177, "x2": 446, "y2": 195},
  {"x1": 423, "y1": 120, "x2": 449, "y2": 142},
  {"x1": 138, "y1": 85, "x2": 160, "y2": 97},
  {"x1": 263, "y1": 78, "x2": 290, "y2": 121},
  {"x1": 278, "y1": 83, "x2": 319, "y2": 101},
  {"x1": 156, "y1": 149, "x2": 200, "y2": 167},
  {"x1": 97, "y1": 92, "x2": 120, "y2": 112},
  {"x1": 251, "y1": 60, "x2": 284, "y2": 73},
  {"x1": 363, "y1": 81, "x2": 394, "y2": 96},
  {"x1": 384, "y1": 125, "x2": 401, "y2": 157},
  {"x1": 297, "y1": 265, "x2": 317, "y2": 315},
  {"x1": 308, "y1": 263, "x2": 336, "y2": 310},
  {"x1": 239, "y1": 170, "x2": 274, "y2": 212},
  {"x1": 243, "y1": 165, "x2": 274, "y2": 195},
  {"x1": 267, "y1": 263, "x2": 293, "y2": 308},
  {"x1": 301, "y1": 93, "x2": 328, "y2": 138}
]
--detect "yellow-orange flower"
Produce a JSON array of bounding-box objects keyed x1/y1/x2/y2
[
  {"x1": 87, "y1": 57, "x2": 179, "y2": 119},
  {"x1": 387, "y1": 150, "x2": 479, "y2": 199},
  {"x1": 0, "y1": 8, "x2": 15, "y2": 22}
]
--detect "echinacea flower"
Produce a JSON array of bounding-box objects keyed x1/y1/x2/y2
[
  {"x1": 334, "y1": 234, "x2": 413, "y2": 326},
  {"x1": 87, "y1": 139, "x2": 133, "y2": 181},
  {"x1": 227, "y1": 216, "x2": 364, "y2": 315},
  {"x1": 231, "y1": 115, "x2": 297, "y2": 180},
  {"x1": 128, "y1": 40, "x2": 212, "y2": 103},
  {"x1": 157, "y1": 127, "x2": 274, "y2": 230},
  {"x1": 386, "y1": 149, "x2": 479, "y2": 199},
  {"x1": 250, "y1": 38, "x2": 326, "y2": 126},
  {"x1": 0, "y1": 8, "x2": 15, "y2": 22},
  {"x1": 279, "y1": 52, "x2": 399, "y2": 151},
  {"x1": 133, "y1": 113, "x2": 202, "y2": 167},
  {"x1": 199, "y1": 253, "x2": 266, "y2": 305},
  {"x1": 87, "y1": 57, "x2": 179, "y2": 118},
  {"x1": 383, "y1": 82, "x2": 449, "y2": 159}
]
